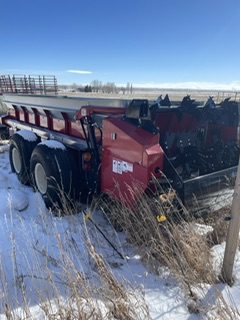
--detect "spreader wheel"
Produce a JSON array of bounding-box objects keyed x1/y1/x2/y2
[
  {"x1": 30, "y1": 141, "x2": 77, "y2": 209},
  {"x1": 9, "y1": 131, "x2": 40, "y2": 184}
]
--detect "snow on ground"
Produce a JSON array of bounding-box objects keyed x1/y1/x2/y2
[{"x1": 0, "y1": 140, "x2": 240, "y2": 319}]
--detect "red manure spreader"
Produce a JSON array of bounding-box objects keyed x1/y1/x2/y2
[{"x1": 0, "y1": 75, "x2": 239, "y2": 210}]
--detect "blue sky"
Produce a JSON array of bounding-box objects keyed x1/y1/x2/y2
[{"x1": 0, "y1": 0, "x2": 240, "y2": 89}]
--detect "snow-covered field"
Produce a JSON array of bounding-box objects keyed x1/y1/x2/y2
[{"x1": 0, "y1": 140, "x2": 240, "y2": 319}]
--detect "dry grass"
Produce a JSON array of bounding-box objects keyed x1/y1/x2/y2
[
  {"x1": 199, "y1": 206, "x2": 232, "y2": 247},
  {"x1": 0, "y1": 175, "x2": 238, "y2": 319},
  {"x1": 96, "y1": 183, "x2": 240, "y2": 318},
  {"x1": 0, "y1": 199, "x2": 150, "y2": 319},
  {"x1": 98, "y1": 186, "x2": 216, "y2": 291}
]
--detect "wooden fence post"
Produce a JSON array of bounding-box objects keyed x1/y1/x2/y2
[{"x1": 221, "y1": 159, "x2": 240, "y2": 285}]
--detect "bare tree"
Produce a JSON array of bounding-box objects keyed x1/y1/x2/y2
[
  {"x1": 120, "y1": 87, "x2": 126, "y2": 95},
  {"x1": 103, "y1": 82, "x2": 116, "y2": 94},
  {"x1": 71, "y1": 82, "x2": 78, "y2": 91},
  {"x1": 126, "y1": 82, "x2": 131, "y2": 94},
  {"x1": 91, "y1": 80, "x2": 103, "y2": 93}
]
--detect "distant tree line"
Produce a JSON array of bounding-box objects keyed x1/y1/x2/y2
[{"x1": 64, "y1": 80, "x2": 133, "y2": 94}]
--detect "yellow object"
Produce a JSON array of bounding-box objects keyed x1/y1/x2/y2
[
  {"x1": 157, "y1": 215, "x2": 167, "y2": 222},
  {"x1": 167, "y1": 190, "x2": 176, "y2": 201},
  {"x1": 85, "y1": 212, "x2": 91, "y2": 220},
  {"x1": 159, "y1": 194, "x2": 168, "y2": 202},
  {"x1": 159, "y1": 190, "x2": 176, "y2": 202}
]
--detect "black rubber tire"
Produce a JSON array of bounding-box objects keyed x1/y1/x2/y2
[
  {"x1": 30, "y1": 141, "x2": 77, "y2": 209},
  {"x1": 9, "y1": 131, "x2": 40, "y2": 185}
]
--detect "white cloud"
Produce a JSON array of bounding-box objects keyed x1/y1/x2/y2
[{"x1": 66, "y1": 69, "x2": 92, "y2": 74}]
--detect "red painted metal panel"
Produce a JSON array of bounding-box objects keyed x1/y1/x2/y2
[
  {"x1": 61, "y1": 112, "x2": 71, "y2": 135},
  {"x1": 12, "y1": 105, "x2": 20, "y2": 120},
  {"x1": 53, "y1": 119, "x2": 65, "y2": 132},
  {"x1": 154, "y1": 111, "x2": 198, "y2": 132},
  {"x1": 205, "y1": 124, "x2": 237, "y2": 148},
  {"x1": 101, "y1": 117, "x2": 164, "y2": 204},
  {"x1": 43, "y1": 110, "x2": 53, "y2": 130},
  {"x1": 32, "y1": 108, "x2": 40, "y2": 126},
  {"x1": 28, "y1": 112, "x2": 35, "y2": 124},
  {"x1": 69, "y1": 122, "x2": 85, "y2": 138},
  {"x1": 39, "y1": 115, "x2": 48, "y2": 128},
  {"x1": 21, "y1": 106, "x2": 29, "y2": 123},
  {"x1": 19, "y1": 111, "x2": 25, "y2": 122}
]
